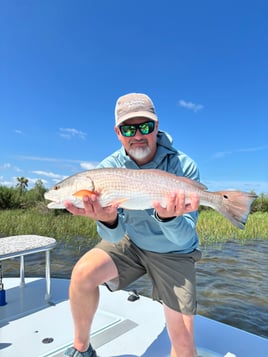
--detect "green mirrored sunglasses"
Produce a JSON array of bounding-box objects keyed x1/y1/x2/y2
[{"x1": 119, "y1": 121, "x2": 155, "y2": 137}]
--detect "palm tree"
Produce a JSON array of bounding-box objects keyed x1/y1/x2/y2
[{"x1": 16, "y1": 176, "x2": 29, "y2": 192}]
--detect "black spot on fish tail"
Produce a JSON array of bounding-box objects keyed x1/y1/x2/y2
[{"x1": 213, "y1": 191, "x2": 257, "y2": 229}]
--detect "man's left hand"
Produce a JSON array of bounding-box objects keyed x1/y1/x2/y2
[{"x1": 153, "y1": 190, "x2": 200, "y2": 220}]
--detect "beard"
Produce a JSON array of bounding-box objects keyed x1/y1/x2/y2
[{"x1": 128, "y1": 145, "x2": 152, "y2": 161}]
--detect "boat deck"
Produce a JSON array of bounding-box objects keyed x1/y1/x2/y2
[{"x1": 0, "y1": 278, "x2": 267, "y2": 357}]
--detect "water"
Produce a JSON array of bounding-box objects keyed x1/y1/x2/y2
[
  {"x1": 2, "y1": 239, "x2": 268, "y2": 339},
  {"x1": 196, "y1": 240, "x2": 268, "y2": 339}
]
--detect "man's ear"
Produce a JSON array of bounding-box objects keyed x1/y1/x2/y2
[{"x1": 114, "y1": 126, "x2": 121, "y2": 140}]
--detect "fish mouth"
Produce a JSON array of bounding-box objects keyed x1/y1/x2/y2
[
  {"x1": 46, "y1": 196, "x2": 85, "y2": 209},
  {"x1": 44, "y1": 193, "x2": 64, "y2": 208},
  {"x1": 47, "y1": 200, "x2": 66, "y2": 209}
]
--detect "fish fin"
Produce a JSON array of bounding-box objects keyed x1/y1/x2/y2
[
  {"x1": 72, "y1": 191, "x2": 128, "y2": 207},
  {"x1": 212, "y1": 191, "x2": 257, "y2": 229},
  {"x1": 109, "y1": 198, "x2": 129, "y2": 207},
  {"x1": 73, "y1": 190, "x2": 97, "y2": 198}
]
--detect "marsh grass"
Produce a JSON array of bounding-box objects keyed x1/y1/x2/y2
[
  {"x1": 197, "y1": 211, "x2": 268, "y2": 245},
  {"x1": 0, "y1": 209, "x2": 100, "y2": 245},
  {"x1": 0, "y1": 209, "x2": 267, "y2": 245}
]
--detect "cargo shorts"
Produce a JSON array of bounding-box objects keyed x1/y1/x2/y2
[{"x1": 95, "y1": 236, "x2": 202, "y2": 315}]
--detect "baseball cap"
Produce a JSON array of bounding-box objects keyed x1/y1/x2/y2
[{"x1": 115, "y1": 93, "x2": 158, "y2": 126}]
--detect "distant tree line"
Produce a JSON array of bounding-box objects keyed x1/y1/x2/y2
[
  {"x1": 0, "y1": 176, "x2": 268, "y2": 212},
  {"x1": 0, "y1": 178, "x2": 46, "y2": 209}
]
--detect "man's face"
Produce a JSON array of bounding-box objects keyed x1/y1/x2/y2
[{"x1": 115, "y1": 117, "x2": 158, "y2": 165}]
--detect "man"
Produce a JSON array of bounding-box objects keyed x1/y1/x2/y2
[{"x1": 64, "y1": 93, "x2": 201, "y2": 357}]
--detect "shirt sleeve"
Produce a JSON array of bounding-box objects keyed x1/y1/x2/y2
[
  {"x1": 152, "y1": 210, "x2": 198, "y2": 248},
  {"x1": 96, "y1": 209, "x2": 126, "y2": 243}
]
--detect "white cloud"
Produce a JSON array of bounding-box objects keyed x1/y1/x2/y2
[
  {"x1": 80, "y1": 161, "x2": 98, "y2": 170},
  {"x1": 17, "y1": 155, "x2": 61, "y2": 162},
  {"x1": 236, "y1": 145, "x2": 267, "y2": 153},
  {"x1": 0, "y1": 162, "x2": 22, "y2": 172},
  {"x1": 14, "y1": 129, "x2": 23, "y2": 135},
  {"x1": 0, "y1": 177, "x2": 16, "y2": 187},
  {"x1": 211, "y1": 145, "x2": 267, "y2": 160},
  {"x1": 27, "y1": 177, "x2": 49, "y2": 186},
  {"x1": 211, "y1": 151, "x2": 232, "y2": 159},
  {"x1": 0, "y1": 163, "x2": 12, "y2": 169},
  {"x1": 31, "y1": 170, "x2": 64, "y2": 179},
  {"x1": 203, "y1": 179, "x2": 268, "y2": 195},
  {"x1": 178, "y1": 99, "x2": 204, "y2": 113},
  {"x1": 17, "y1": 155, "x2": 84, "y2": 164},
  {"x1": 59, "y1": 128, "x2": 87, "y2": 140}
]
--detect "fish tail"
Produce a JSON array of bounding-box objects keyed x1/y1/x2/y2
[{"x1": 212, "y1": 191, "x2": 257, "y2": 229}]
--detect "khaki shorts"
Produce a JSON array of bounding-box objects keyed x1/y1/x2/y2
[{"x1": 95, "y1": 236, "x2": 202, "y2": 315}]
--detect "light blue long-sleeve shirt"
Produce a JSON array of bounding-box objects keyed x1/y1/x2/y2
[{"x1": 96, "y1": 131, "x2": 200, "y2": 254}]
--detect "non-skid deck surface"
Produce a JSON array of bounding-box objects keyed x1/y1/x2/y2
[{"x1": 1, "y1": 278, "x2": 267, "y2": 357}]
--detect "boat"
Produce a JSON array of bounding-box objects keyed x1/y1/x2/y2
[{"x1": 1, "y1": 277, "x2": 268, "y2": 357}]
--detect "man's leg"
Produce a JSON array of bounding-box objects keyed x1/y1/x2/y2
[
  {"x1": 163, "y1": 303, "x2": 197, "y2": 357},
  {"x1": 69, "y1": 247, "x2": 118, "y2": 352}
]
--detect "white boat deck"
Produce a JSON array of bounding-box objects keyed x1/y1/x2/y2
[{"x1": 0, "y1": 278, "x2": 267, "y2": 357}]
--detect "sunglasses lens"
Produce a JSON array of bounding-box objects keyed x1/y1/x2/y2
[
  {"x1": 120, "y1": 125, "x2": 137, "y2": 137},
  {"x1": 139, "y1": 121, "x2": 155, "y2": 134}
]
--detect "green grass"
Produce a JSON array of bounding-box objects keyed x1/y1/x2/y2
[
  {"x1": 0, "y1": 209, "x2": 267, "y2": 245},
  {"x1": 0, "y1": 209, "x2": 100, "y2": 244},
  {"x1": 197, "y1": 211, "x2": 268, "y2": 245}
]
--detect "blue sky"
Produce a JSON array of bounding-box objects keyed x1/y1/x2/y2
[{"x1": 1, "y1": 0, "x2": 267, "y2": 195}]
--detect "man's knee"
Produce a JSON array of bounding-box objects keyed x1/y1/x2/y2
[{"x1": 71, "y1": 248, "x2": 118, "y2": 289}]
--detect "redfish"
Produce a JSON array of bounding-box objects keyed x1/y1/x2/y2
[{"x1": 44, "y1": 168, "x2": 257, "y2": 229}]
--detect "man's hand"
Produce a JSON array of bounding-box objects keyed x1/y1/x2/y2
[
  {"x1": 64, "y1": 194, "x2": 118, "y2": 225},
  {"x1": 153, "y1": 190, "x2": 200, "y2": 220}
]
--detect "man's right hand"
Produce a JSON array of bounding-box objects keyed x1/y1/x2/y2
[{"x1": 64, "y1": 194, "x2": 118, "y2": 226}]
